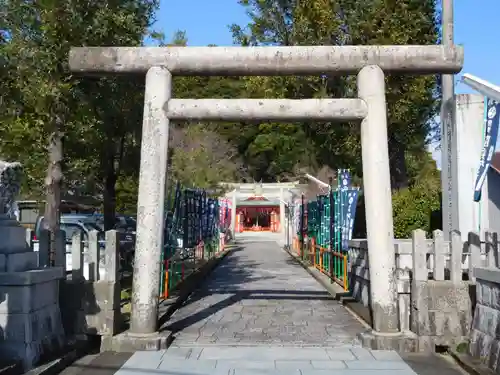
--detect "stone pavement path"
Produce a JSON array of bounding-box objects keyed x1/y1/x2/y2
[
  {"x1": 69, "y1": 238, "x2": 467, "y2": 374},
  {"x1": 164, "y1": 239, "x2": 365, "y2": 347}
]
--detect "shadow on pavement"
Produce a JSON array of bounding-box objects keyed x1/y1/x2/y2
[
  {"x1": 59, "y1": 351, "x2": 205, "y2": 375},
  {"x1": 161, "y1": 241, "x2": 336, "y2": 334},
  {"x1": 164, "y1": 289, "x2": 333, "y2": 333}
]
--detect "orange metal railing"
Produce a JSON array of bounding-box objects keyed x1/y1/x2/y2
[{"x1": 311, "y1": 241, "x2": 348, "y2": 291}]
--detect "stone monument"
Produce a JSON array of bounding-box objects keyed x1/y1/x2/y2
[{"x1": 0, "y1": 160, "x2": 65, "y2": 370}]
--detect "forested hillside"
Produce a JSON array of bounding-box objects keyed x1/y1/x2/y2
[{"x1": 0, "y1": 0, "x2": 442, "y2": 236}]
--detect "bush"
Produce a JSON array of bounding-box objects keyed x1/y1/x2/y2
[{"x1": 392, "y1": 182, "x2": 441, "y2": 238}]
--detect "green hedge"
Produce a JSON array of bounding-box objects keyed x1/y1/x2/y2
[{"x1": 392, "y1": 182, "x2": 441, "y2": 238}]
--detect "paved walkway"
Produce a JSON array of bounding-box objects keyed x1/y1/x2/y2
[
  {"x1": 65, "y1": 238, "x2": 468, "y2": 375},
  {"x1": 165, "y1": 239, "x2": 365, "y2": 347}
]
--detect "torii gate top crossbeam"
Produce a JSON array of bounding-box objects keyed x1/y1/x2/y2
[{"x1": 69, "y1": 45, "x2": 463, "y2": 75}]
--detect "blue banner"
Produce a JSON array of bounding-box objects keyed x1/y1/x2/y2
[
  {"x1": 341, "y1": 188, "x2": 359, "y2": 250},
  {"x1": 339, "y1": 169, "x2": 351, "y2": 192},
  {"x1": 474, "y1": 98, "x2": 500, "y2": 202},
  {"x1": 338, "y1": 169, "x2": 351, "y2": 249}
]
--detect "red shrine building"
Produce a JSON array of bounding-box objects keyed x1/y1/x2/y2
[
  {"x1": 223, "y1": 182, "x2": 302, "y2": 234},
  {"x1": 236, "y1": 195, "x2": 281, "y2": 232}
]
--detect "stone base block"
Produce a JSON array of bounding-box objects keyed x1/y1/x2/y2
[
  {"x1": 0, "y1": 278, "x2": 59, "y2": 314},
  {"x1": 85, "y1": 309, "x2": 121, "y2": 336},
  {"x1": 358, "y1": 330, "x2": 418, "y2": 352},
  {"x1": 60, "y1": 279, "x2": 121, "y2": 337},
  {"x1": 0, "y1": 222, "x2": 29, "y2": 254},
  {"x1": 411, "y1": 309, "x2": 471, "y2": 337},
  {"x1": 0, "y1": 251, "x2": 39, "y2": 273},
  {"x1": 0, "y1": 303, "x2": 64, "y2": 343},
  {"x1": 61, "y1": 308, "x2": 121, "y2": 337},
  {"x1": 60, "y1": 307, "x2": 86, "y2": 337},
  {"x1": 100, "y1": 330, "x2": 174, "y2": 352},
  {"x1": 0, "y1": 330, "x2": 65, "y2": 370},
  {"x1": 0, "y1": 341, "x2": 41, "y2": 370}
]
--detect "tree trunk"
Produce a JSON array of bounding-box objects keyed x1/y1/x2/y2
[
  {"x1": 388, "y1": 138, "x2": 409, "y2": 190},
  {"x1": 43, "y1": 114, "x2": 63, "y2": 238},
  {"x1": 103, "y1": 158, "x2": 117, "y2": 231},
  {"x1": 102, "y1": 135, "x2": 124, "y2": 231}
]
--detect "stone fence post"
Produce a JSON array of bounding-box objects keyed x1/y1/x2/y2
[
  {"x1": 410, "y1": 229, "x2": 473, "y2": 351},
  {"x1": 59, "y1": 229, "x2": 121, "y2": 338}
]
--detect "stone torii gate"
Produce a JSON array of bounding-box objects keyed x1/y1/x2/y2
[{"x1": 69, "y1": 45, "x2": 463, "y2": 349}]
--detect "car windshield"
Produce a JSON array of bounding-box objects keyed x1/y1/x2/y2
[
  {"x1": 125, "y1": 217, "x2": 136, "y2": 228},
  {"x1": 115, "y1": 216, "x2": 136, "y2": 231},
  {"x1": 83, "y1": 222, "x2": 102, "y2": 232},
  {"x1": 60, "y1": 224, "x2": 85, "y2": 241}
]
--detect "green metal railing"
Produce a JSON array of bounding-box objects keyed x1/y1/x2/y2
[
  {"x1": 159, "y1": 183, "x2": 223, "y2": 299},
  {"x1": 296, "y1": 170, "x2": 360, "y2": 290}
]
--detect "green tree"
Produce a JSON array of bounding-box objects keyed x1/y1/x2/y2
[
  {"x1": 169, "y1": 124, "x2": 245, "y2": 189},
  {"x1": 230, "y1": 0, "x2": 440, "y2": 187},
  {"x1": 339, "y1": 0, "x2": 440, "y2": 189},
  {"x1": 0, "y1": 0, "x2": 158, "y2": 230},
  {"x1": 164, "y1": 30, "x2": 251, "y2": 186},
  {"x1": 230, "y1": 0, "x2": 355, "y2": 181}
]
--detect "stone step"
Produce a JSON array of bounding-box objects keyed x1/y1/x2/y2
[
  {"x1": 142, "y1": 347, "x2": 416, "y2": 375},
  {"x1": 118, "y1": 346, "x2": 415, "y2": 375},
  {"x1": 163, "y1": 345, "x2": 395, "y2": 361},
  {"x1": 149, "y1": 358, "x2": 416, "y2": 375}
]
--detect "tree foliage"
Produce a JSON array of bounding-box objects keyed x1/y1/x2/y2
[
  {"x1": 228, "y1": 0, "x2": 442, "y2": 234},
  {"x1": 169, "y1": 124, "x2": 246, "y2": 190},
  {"x1": 391, "y1": 151, "x2": 442, "y2": 238},
  {"x1": 229, "y1": 0, "x2": 440, "y2": 188},
  {"x1": 0, "y1": 0, "x2": 443, "y2": 237},
  {"x1": 0, "y1": 0, "x2": 158, "y2": 229}
]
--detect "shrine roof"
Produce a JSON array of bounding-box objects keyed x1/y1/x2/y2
[
  {"x1": 236, "y1": 198, "x2": 280, "y2": 206},
  {"x1": 244, "y1": 196, "x2": 268, "y2": 201}
]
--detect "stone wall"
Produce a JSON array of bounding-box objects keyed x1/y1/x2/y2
[
  {"x1": 348, "y1": 238, "x2": 438, "y2": 319},
  {"x1": 0, "y1": 267, "x2": 65, "y2": 368},
  {"x1": 60, "y1": 278, "x2": 121, "y2": 337},
  {"x1": 469, "y1": 267, "x2": 500, "y2": 372},
  {"x1": 349, "y1": 229, "x2": 492, "y2": 351}
]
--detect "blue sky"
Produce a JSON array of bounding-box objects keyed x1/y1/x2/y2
[
  {"x1": 153, "y1": 0, "x2": 499, "y2": 168},
  {"x1": 154, "y1": 0, "x2": 499, "y2": 91}
]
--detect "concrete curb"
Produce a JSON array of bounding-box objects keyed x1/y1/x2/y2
[
  {"x1": 448, "y1": 349, "x2": 494, "y2": 375},
  {"x1": 22, "y1": 339, "x2": 91, "y2": 375},
  {"x1": 0, "y1": 362, "x2": 21, "y2": 375}
]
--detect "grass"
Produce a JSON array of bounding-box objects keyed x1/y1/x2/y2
[{"x1": 455, "y1": 342, "x2": 468, "y2": 353}]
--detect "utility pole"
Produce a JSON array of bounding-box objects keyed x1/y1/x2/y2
[{"x1": 441, "y1": 0, "x2": 459, "y2": 240}]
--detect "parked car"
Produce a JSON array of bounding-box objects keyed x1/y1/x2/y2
[
  {"x1": 116, "y1": 215, "x2": 136, "y2": 234},
  {"x1": 34, "y1": 214, "x2": 135, "y2": 276},
  {"x1": 33, "y1": 215, "x2": 106, "y2": 279},
  {"x1": 93, "y1": 214, "x2": 136, "y2": 234},
  {"x1": 90, "y1": 214, "x2": 136, "y2": 267},
  {"x1": 34, "y1": 214, "x2": 105, "y2": 243}
]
